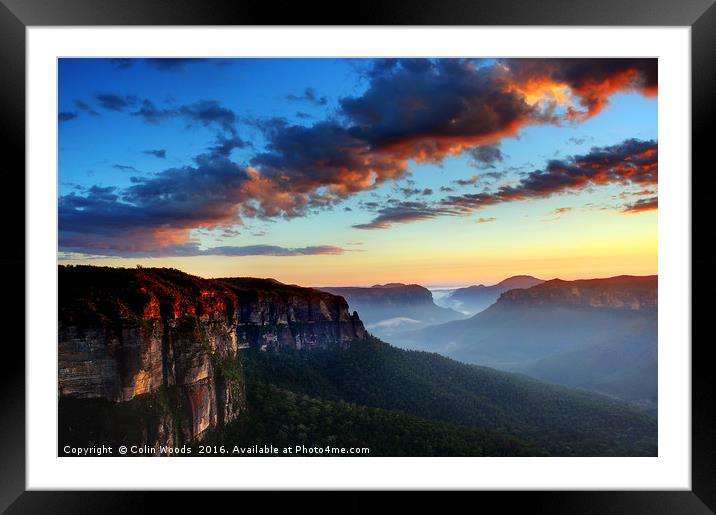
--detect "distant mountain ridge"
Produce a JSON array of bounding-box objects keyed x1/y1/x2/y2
[
  {"x1": 319, "y1": 283, "x2": 465, "y2": 338},
  {"x1": 393, "y1": 275, "x2": 658, "y2": 409},
  {"x1": 438, "y1": 275, "x2": 545, "y2": 315},
  {"x1": 499, "y1": 275, "x2": 657, "y2": 310}
]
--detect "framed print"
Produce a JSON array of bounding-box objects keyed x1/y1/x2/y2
[{"x1": 1, "y1": 0, "x2": 714, "y2": 511}]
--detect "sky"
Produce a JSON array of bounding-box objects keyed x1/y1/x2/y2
[{"x1": 58, "y1": 58, "x2": 657, "y2": 287}]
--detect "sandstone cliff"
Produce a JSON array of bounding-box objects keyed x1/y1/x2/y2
[{"x1": 58, "y1": 266, "x2": 366, "y2": 453}]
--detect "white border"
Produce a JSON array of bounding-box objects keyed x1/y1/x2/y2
[{"x1": 27, "y1": 27, "x2": 691, "y2": 490}]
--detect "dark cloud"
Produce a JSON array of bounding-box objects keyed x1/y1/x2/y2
[
  {"x1": 60, "y1": 153, "x2": 252, "y2": 254},
  {"x1": 422, "y1": 188, "x2": 433, "y2": 195},
  {"x1": 483, "y1": 171, "x2": 506, "y2": 181},
  {"x1": 143, "y1": 149, "x2": 166, "y2": 159},
  {"x1": 567, "y1": 136, "x2": 591, "y2": 145},
  {"x1": 220, "y1": 227, "x2": 241, "y2": 237},
  {"x1": 96, "y1": 93, "x2": 137, "y2": 112},
  {"x1": 59, "y1": 112, "x2": 77, "y2": 122},
  {"x1": 75, "y1": 100, "x2": 99, "y2": 116},
  {"x1": 129, "y1": 99, "x2": 239, "y2": 134},
  {"x1": 442, "y1": 139, "x2": 658, "y2": 212},
  {"x1": 113, "y1": 164, "x2": 141, "y2": 173},
  {"x1": 205, "y1": 244, "x2": 343, "y2": 256},
  {"x1": 398, "y1": 187, "x2": 422, "y2": 197},
  {"x1": 501, "y1": 58, "x2": 657, "y2": 119},
  {"x1": 62, "y1": 242, "x2": 345, "y2": 259},
  {"x1": 352, "y1": 201, "x2": 461, "y2": 230},
  {"x1": 286, "y1": 88, "x2": 328, "y2": 106},
  {"x1": 341, "y1": 59, "x2": 549, "y2": 162},
  {"x1": 469, "y1": 144, "x2": 504, "y2": 168},
  {"x1": 208, "y1": 134, "x2": 249, "y2": 156},
  {"x1": 453, "y1": 175, "x2": 481, "y2": 187},
  {"x1": 178, "y1": 100, "x2": 238, "y2": 133},
  {"x1": 145, "y1": 58, "x2": 207, "y2": 72},
  {"x1": 131, "y1": 99, "x2": 174, "y2": 124},
  {"x1": 623, "y1": 196, "x2": 658, "y2": 213},
  {"x1": 352, "y1": 138, "x2": 658, "y2": 231},
  {"x1": 247, "y1": 121, "x2": 404, "y2": 217}
]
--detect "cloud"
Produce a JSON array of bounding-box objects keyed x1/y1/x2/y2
[
  {"x1": 207, "y1": 134, "x2": 249, "y2": 156},
  {"x1": 143, "y1": 149, "x2": 166, "y2": 159},
  {"x1": 59, "y1": 112, "x2": 78, "y2": 122},
  {"x1": 340, "y1": 59, "x2": 549, "y2": 163},
  {"x1": 501, "y1": 58, "x2": 657, "y2": 120},
  {"x1": 469, "y1": 144, "x2": 504, "y2": 168},
  {"x1": 178, "y1": 100, "x2": 238, "y2": 133},
  {"x1": 567, "y1": 136, "x2": 592, "y2": 145},
  {"x1": 442, "y1": 138, "x2": 657, "y2": 212},
  {"x1": 96, "y1": 93, "x2": 138, "y2": 112},
  {"x1": 398, "y1": 187, "x2": 422, "y2": 197},
  {"x1": 352, "y1": 201, "x2": 461, "y2": 230},
  {"x1": 145, "y1": 58, "x2": 207, "y2": 72},
  {"x1": 92, "y1": 94, "x2": 242, "y2": 136},
  {"x1": 206, "y1": 244, "x2": 343, "y2": 256},
  {"x1": 351, "y1": 138, "x2": 657, "y2": 231},
  {"x1": 483, "y1": 171, "x2": 506, "y2": 181},
  {"x1": 622, "y1": 196, "x2": 658, "y2": 213},
  {"x1": 131, "y1": 99, "x2": 174, "y2": 124},
  {"x1": 548, "y1": 207, "x2": 572, "y2": 215},
  {"x1": 75, "y1": 100, "x2": 99, "y2": 116},
  {"x1": 247, "y1": 120, "x2": 405, "y2": 217},
  {"x1": 113, "y1": 164, "x2": 141, "y2": 172},
  {"x1": 61, "y1": 242, "x2": 345, "y2": 259},
  {"x1": 286, "y1": 88, "x2": 328, "y2": 106},
  {"x1": 475, "y1": 217, "x2": 496, "y2": 223},
  {"x1": 129, "y1": 99, "x2": 240, "y2": 135},
  {"x1": 157, "y1": 244, "x2": 344, "y2": 257},
  {"x1": 454, "y1": 175, "x2": 481, "y2": 187},
  {"x1": 59, "y1": 153, "x2": 251, "y2": 254}
]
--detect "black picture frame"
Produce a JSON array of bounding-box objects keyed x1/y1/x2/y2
[{"x1": 1, "y1": 0, "x2": 712, "y2": 511}]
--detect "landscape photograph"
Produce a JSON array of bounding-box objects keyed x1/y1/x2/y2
[{"x1": 58, "y1": 57, "x2": 658, "y2": 457}]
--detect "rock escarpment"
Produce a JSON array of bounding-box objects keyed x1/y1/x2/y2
[
  {"x1": 322, "y1": 283, "x2": 436, "y2": 307},
  {"x1": 319, "y1": 283, "x2": 464, "y2": 339},
  {"x1": 58, "y1": 266, "x2": 366, "y2": 452},
  {"x1": 215, "y1": 277, "x2": 367, "y2": 350},
  {"x1": 498, "y1": 275, "x2": 657, "y2": 311}
]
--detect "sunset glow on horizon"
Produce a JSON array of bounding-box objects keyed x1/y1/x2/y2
[{"x1": 58, "y1": 58, "x2": 657, "y2": 287}]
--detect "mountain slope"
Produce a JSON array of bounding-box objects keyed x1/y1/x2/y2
[
  {"x1": 235, "y1": 337, "x2": 656, "y2": 456},
  {"x1": 200, "y1": 382, "x2": 543, "y2": 456},
  {"x1": 319, "y1": 283, "x2": 464, "y2": 338},
  {"x1": 393, "y1": 276, "x2": 657, "y2": 406},
  {"x1": 437, "y1": 275, "x2": 544, "y2": 315}
]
